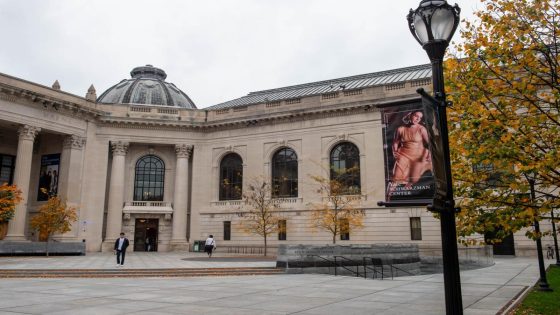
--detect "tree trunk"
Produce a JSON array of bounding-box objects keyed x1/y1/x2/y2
[
  {"x1": 264, "y1": 235, "x2": 267, "y2": 256},
  {"x1": 333, "y1": 234, "x2": 336, "y2": 244}
]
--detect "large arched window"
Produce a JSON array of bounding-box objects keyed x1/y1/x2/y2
[
  {"x1": 219, "y1": 153, "x2": 243, "y2": 200},
  {"x1": 272, "y1": 148, "x2": 298, "y2": 198},
  {"x1": 330, "y1": 142, "x2": 361, "y2": 194},
  {"x1": 134, "y1": 155, "x2": 165, "y2": 201}
]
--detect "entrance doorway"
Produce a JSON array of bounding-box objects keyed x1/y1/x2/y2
[
  {"x1": 134, "y1": 218, "x2": 159, "y2": 252},
  {"x1": 485, "y1": 231, "x2": 515, "y2": 255}
]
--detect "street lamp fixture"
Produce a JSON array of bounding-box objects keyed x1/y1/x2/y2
[{"x1": 407, "y1": 1, "x2": 463, "y2": 314}]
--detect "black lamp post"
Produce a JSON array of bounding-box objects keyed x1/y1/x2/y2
[
  {"x1": 527, "y1": 176, "x2": 552, "y2": 291},
  {"x1": 550, "y1": 206, "x2": 560, "y2": 266},
  {"x1": 407, "y1": 1, "x2": 463, "y2": 314}
]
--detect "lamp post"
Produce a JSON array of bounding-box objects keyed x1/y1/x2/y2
[
  {"x1": 527, "y1": 176, "x2": 552, "y2": 291},
  {"x1": 550, "y1": 206, "x2": 560, "y2": 266},
  {"x1": 407, "y1": 1, "x2": 463, "y2": 314}
]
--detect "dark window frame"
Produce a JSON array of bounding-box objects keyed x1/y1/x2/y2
[
  {"x1": 410, "y1": 217, "x2": 422, "y2": 240},
  {"x1": 278, "y1": 219, "x2": 287, "y2": 241},
  {"x1": 0, "y1": 154, "x2": 15, "y2": 185},
  {"x1": 223, "y1": 221, "x2": 231, "y2": 241},
  {"x1": 340, "y1": 218, "x2": 350, "y2": 241},
  {"x1": 271, "y1": 148, "x2": 298, "y2": 198},
  {"x1": 330, "y1": 142, "x2": 361, "y2": 195},
  {"x1": 219, "y1": 153, "x2": 243, "y2": 200},
  {"x1": 133, "y1": 155, "x2": 165, "y2": 201}
]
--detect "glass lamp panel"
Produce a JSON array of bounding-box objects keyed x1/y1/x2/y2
[
  {"x1": 431, "y1": 8, "x2": 455, "y2": 41},
  {"x1": 413, "y1": 13, "x2": 430, "y2": 44}
]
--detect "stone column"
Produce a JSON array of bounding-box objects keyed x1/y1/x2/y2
[
  {"x1": 5, "y1": 125, "x2": 40, "y2": 241},
  {"x1": 56, "y1": 135, "x2": 86, "y2": 239},
  {"x1": 170, "y1": 144, "x2": 192, "y2": 250},
  {"x1": 103, "y1": 141, "x2": 128, "y2": 248}
]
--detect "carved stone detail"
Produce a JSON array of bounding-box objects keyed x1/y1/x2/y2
[
  {"x1": 18, "y1": 125, "x2": 41, "y2": 141},
  {"x1": 63, "y1": 135, "x2": 86, "y2": 150},
  {"x1": 123, "y1": 213, "x2": 131, "y2": 220},
  {"x1": 175, "y1": 144, "x2": 193, "y2": 158},
  {"x1": 110, "y1": 141, "x2": 129, "y2": 156},
  {"x1": 225, "y1": 145, "x2": 233, "y2": 152},
  {"x1": 165, "y1": 213, "x2": 172, "y2": 221},
  {"x1": 338, "y1": 133, "x2": 348, "y2": 140}
]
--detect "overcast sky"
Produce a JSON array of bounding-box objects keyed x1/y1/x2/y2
[{"x1": 0, "y1": 0, "x2": 480, "y2": 108}]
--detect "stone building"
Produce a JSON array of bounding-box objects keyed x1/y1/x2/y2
[{"x1": 0, "y1": 64, "x2": 547, "y2": 255}]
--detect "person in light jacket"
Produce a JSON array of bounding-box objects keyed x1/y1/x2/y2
[{"x1": 204, "y1": 235, "x2": 216, "y2": 258}]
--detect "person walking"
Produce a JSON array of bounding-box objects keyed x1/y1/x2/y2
[
  {"x1": 114, "y1": 232, "x2": 129, "y2": 267},
  {"x1": 204, "y1": 235, "x2": 216, "y2": 258}
]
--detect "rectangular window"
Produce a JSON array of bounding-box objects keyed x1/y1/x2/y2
[
  {"x1": 0, "y1": 155, "x2": 15, "y2": 185},
  {"x1": 223, "y1": 221, "x2": 231, "y2": 241},
  {"x1": 278, "y1": 220, "x2": 287, "y2": 241},
  {"x1": 340, "y1": 218, "x2": 350, "y2": 241},
  {"x1": 410, "y1": 217, "x2": 422, "y2": 240}
]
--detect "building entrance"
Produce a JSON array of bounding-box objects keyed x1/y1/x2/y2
[
  {"x1": 134, "y1": 218, "x2": 159, "y2": 252},
  {"x1": 485, "y1": 231, "x2": 515, "y2": 256}
]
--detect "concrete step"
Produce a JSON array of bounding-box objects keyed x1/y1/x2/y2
[{"x1": 0, "y1": 267, "x2": 285, "y2": 278}]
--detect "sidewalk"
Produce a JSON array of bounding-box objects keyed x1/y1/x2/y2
[
  {"x1": 0, "y1": 252, "x2": 276, "y2": 269},
  {"x1": 0, "y1": 255, "x2": 552, "y2": 315}
]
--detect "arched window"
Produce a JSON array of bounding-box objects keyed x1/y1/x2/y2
[
  {"x1": 330, "y1": 142, "x2": 361, "y2": 194},
  {"x1": 272, "y1": 148, "x2": 298, "y2": 198},
  {"x1": 219, "y1": 153, "x2": 243, "y2": 200},
  {"x1": 134, "y1": 155, "x2": 165, "y2": 201}
]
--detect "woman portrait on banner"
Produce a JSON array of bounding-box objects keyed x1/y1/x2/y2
[{"x1": 387, "y1": 111, "x2": 432, "y2": 199}]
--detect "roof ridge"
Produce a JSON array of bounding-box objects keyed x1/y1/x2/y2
[{"x1": 247, "y1": 63, "x2": 430, "y2": 96}]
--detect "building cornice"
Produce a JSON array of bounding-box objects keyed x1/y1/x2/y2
[
  {"x1": 97, "y1": 95, "x2": 420, "y2": 132},
  {"x1": 0, "y1": 82, "x2": 107, "y2": 119}
]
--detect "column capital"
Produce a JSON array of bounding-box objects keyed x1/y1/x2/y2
[
  {"x1": 110, "y1": 141, "x2": 129, "y2": 156},
  {"x1": 63, "y1": 135, "x2": 86, "y2": 150},
  {"x1": 175, "y1": 144, "x2": 193, "y2": 159},
  {"x1": 18, "y1": 125, "x2": 41, "y2": 141}
]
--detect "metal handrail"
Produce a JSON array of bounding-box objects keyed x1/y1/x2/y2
[
  {"x1": 362, "y1": 257, "x2": 385, "y2": 279},
  {"x1": 333, "y1": 255, "x2": 362, "y2": 277},
  {"x1": 308, "y1": 255, "x2": 362, "y2": 277},
  {"x1": 307, "y1": 255, "x2": 414, "y2": 280}
]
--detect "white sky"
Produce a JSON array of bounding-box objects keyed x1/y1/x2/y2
[{"x1": 0, "y1": 0, "x2": 480, "y2": 108}]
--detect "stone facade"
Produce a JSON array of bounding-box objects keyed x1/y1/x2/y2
[{"x1": 0, "y1": 65, "x2": 554, "y2": 256}]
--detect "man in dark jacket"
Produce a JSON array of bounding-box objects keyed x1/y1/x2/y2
[{"x1": 114, "y1": 232, "x2": 130, "y2": 267}]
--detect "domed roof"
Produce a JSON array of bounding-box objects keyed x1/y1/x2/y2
[{"x1": 97, "y1": 65, "x2": 197, "y2": 108}]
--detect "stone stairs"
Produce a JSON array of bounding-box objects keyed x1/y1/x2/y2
[{"x1": 0, "y1": 267, "x2": 285, "y2": 278}]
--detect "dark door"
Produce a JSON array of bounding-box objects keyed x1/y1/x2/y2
[
  {"x1": 485, "y1": 231, "x2": 515, "y2": 255},
  {"x1": 134, "y1": 219, "x2": 159, "y2": 252}
]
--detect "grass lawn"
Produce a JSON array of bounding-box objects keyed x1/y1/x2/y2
[{"x1": 514, "y1": 265, "x2": 560, "y2": 315}]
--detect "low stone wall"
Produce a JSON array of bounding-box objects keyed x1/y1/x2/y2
[
  {"x1": 0, "y1": 241, "x2": 86, "y2": 256},
  {"x1": 419, "y1": 245, "x2": 494, "y2": 274},
  {"x1": 277, "y1": 244, "x2": 421, "y2": 277}
]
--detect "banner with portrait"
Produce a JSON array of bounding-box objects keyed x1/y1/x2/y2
[
  {"x1": 381, "y1": 102, "x2": 435, "y2": 203},
  {"x1": 37, "y1": 153, "x2": 60, "y2": 201}
]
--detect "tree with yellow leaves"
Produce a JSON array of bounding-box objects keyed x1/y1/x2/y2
[
  {"x1": 239, "y1": 178, "x2": 281, "y2": 256},
  {"x1": 308, "y1": 174, "x2": 364, "y2": 244},
  {"x1": 30, "y1": 191, "x2": 78, "y2": 256},
  {"x1": 0, "y1": 183, "x2": 22, "y2": 239},
  {"x1": 445, "y1": 0, "x2": 560, "y2": 243},
  {"x1": 0, "y1": 183, "x2": 22, "y2": 224}
]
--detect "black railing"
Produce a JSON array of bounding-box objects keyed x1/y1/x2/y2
[{"x1": 308, "y1": 255, "x2": 414, "y2": 280}]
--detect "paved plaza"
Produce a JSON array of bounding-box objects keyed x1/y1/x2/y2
[{"x1": 0, "y1": 253, "x2": 551, "y2": 315}]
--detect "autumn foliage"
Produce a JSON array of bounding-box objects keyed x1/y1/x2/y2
[
  {"x1": 240, "y1": 178, "x2": 281, "y2": 256},
  {"x1": 30, "y1": 192, "x2": 77, "y2": 255},
  {"x1": 308, "y1": 175, "x2": 364, "y2": 244},
  {"x1": 0, "y1": 183, "x2": 22, "y2": 223},
  {"x1": 445, "y1": 0, "x2": 560, "y2": 243}
]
